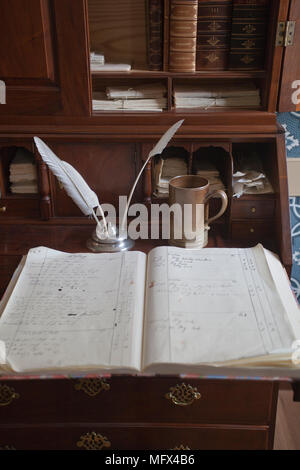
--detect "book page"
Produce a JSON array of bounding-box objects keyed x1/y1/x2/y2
[
  {"x1": 0, "y1": 247, "x2": 146, "y2": 373},
  {"x1": 143, "y1": 245, "x2": 298, "y2": 370}
]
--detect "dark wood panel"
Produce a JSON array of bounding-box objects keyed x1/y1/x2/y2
[
  {"x1": 0, "y1": 377, "x2": 275, "y2": 426},
  {"x1": 68, "y1": 377, "x2": 276, "y2": 426},
  {"x1": 0, "y1": 198, "x2": 40, "y2": 219},
  {"x1": 0, "y1": 255, "x2": 22, "y2": 299},
  {"x1": 0, "y1": 113, "x2": 280, "y2": 135},
  {"x1": 231, "y1": 198, "x2": 276, "y2": 219},
  {"x1": 278, "y1": 0, "x2": 300, "y2": 111},
  {"x1": 0, "y1": 424, "x2": 270, "y2": 450},
  {"x1": 88, "y1": 0, "x2": 148, "y2": 70},
  {"x1": 275, "y1": 133, "x2": 293, "y2": 273},
  {"x1": 53, "y1": 0, "x2": 91, "y2": 116},
  {"x1": 264, "y1": 0, "x2": 289, "y2": 112},
  {"x1": 0, "y1": 0, "x2": 56, "y2": 81},
  {"x1": 46, "y1": 142, "x2": 141, "y2": 217},
  {"x1": 0, "y1": 0, "x2": 91, "y2": 116},
  {"x1": 231, "y1": 220, "x2": 273, "y2": 241},
  {"x1": 0, "y1": 88, "x2": 62, "y2": 116}
]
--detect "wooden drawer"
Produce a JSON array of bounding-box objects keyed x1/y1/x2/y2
[
  {"x1": 67, "y1": 377, "x2": 276, "y2": 426},
  {"x1": 231, "y1": 199, "x2": 275, "y2": 219},
  {"x1": 0, "y1": 424, "x2": 270, "y2": 450},
  {"x1": 0, "y1": 378, "x2": 276, "y2": 426},
  {"x1": 0, "y1": 380, "x2": 69, "y2": 423},
  {"x1": 0, "y1": 198, "x2": 40, "y2": 218},
  {"x1": 231, "y1": 220, "x2": 273, "y2": 241}
]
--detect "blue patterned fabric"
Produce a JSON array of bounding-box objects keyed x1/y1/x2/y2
[
  {"x1": 277, "y1": 112, "x2": 300, "y2": 157},
  {"x1": 277, "y1": 113, "x2": 300, "y2": 302},
  {"x1": 290, "y1": 197, "x2": 300, "y2": 302}
]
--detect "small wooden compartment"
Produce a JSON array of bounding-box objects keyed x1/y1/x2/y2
[
  {"x1": 0, "y1": 144, "x2": 41, "y2": 219},
  {"x1": 88, "y1": 0, "x2": 148, "y2": 71},
  {"x1": 230, "y1": 141, "x2": 278, "y2": 242},
  {"x1": 231, "y1": 196, "x2": 276, "y2": 219}
]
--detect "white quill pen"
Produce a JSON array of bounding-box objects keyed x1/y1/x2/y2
[
  {"x1": 120, "y1": 119, "x2": 184, "y2": 231},
  {"x1": 34, "y1": 137, "x2": 107, "y2": 232}
]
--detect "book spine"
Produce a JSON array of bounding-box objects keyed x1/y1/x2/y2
[
  {"x1": 169, "y1": 0, "x2": 198, "y2": 72},
  {"x1": 147, "y1": 0, "x2": 164, "y2": 71},
  {"x1": 229, "y1": 0, "x2": 270, "y2": 70},
  {"x1": 196, "y1": 1, "x2": 233, "y2": 71}
]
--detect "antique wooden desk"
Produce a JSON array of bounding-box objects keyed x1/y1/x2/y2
[{"x1": 1, "y1": 0, "x2": 300, "y2": 450}]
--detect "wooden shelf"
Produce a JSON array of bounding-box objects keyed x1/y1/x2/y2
[
  {"x1": 3, "y1": 193, "x2": 39, "y2": 200},
  {"x1": 91, "y1": 69, "x2": 267, "y2": 79},
  {"x1": 92, "y1": 108, "x2": 264, "y2": 116}
]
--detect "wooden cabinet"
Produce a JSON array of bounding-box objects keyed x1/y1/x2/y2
[
  {"x1": 0, "y1": 0, "x2": 298, "y2": 450},
  {"x1": 0, "y1": 0, "x2": 90, "y2": 116},
  {"x1": 0, "y1": 377, "x2": 278, "y2": 450}
]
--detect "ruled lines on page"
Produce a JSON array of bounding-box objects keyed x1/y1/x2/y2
[
  {"x1": 143, "y1": 246, "x2": 296, "y2": 367},
  {"x1": 0, "y1": 247, "x2": 146, "y2": 372}
]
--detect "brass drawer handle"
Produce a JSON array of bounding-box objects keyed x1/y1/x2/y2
[
  {"x1": 0, "y1": 207, "x2": 6, "y2": 213},
  {"x1": 0, "y1": 385, "x2": 20, "y2": 407},
  {"x1": 250, "y1": 228, "x2": 255, "y2": 233},
  {"x1": 74, "y1": 378, "x2": 110, "y2": 397},
  {"x1": 251, "y1": 207, "x2": 256, "y2": 213},
  {"x1": 165, "y1": 383, "x2": 201, "y2": 407},
  {"x1": 0, "y1": 445, "x2": 16, "y2": 450},
  {"x1": 77, "y1": 432, "x2": 111, "y2": 450}
]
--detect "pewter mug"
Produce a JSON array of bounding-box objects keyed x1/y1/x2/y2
[{"x1": 169, "y1": 175, "x2": 228, "y2": 248}]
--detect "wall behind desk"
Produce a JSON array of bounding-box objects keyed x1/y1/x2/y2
[{"x1": 277, "y1": 112, "x2": 300, "y2": 302}]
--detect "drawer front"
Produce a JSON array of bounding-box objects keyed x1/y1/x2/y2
[
  {"x1": 0, "y1": 198, "x2": 40, "y2": 218},
  {"x1": 67, "y1": 377, "x2": 275, "y2": 425},
  {"x1": 0, "y1": 425, "x2": 270, "y2": 450},
  {"x1": 231, "y1": 199, "x2": 275, "y2": 219},
  {"x1": 0, "y1": 380, "x2": 69, "y2": 423},
  {"x1": 0, "y1": 378, "x2": 275, "y2": 426},
  {"x1": 231, "y1": 221, "x2": 273, "y2": 241}
]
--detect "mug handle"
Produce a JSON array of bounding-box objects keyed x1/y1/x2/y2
[{"x1": 205, "y1": 190, "x2": 228, "y2": 225}]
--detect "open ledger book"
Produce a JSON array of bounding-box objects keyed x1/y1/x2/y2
[{"x1": 0, "y1": 245, "x2": 300, "y2": 375}]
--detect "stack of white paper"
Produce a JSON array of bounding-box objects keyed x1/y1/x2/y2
[
  {"x1": 174, "y1": 82, "x2": 261, "y2": 109},
  {"x1": 153, "y1": 157, "x2": 188, "y2": 197},
  {"x1": 10, "y1": 149, "x2": 38, "y2": 194},
  {"x1": 233, "y1": 171, "x2": 273, "y2": 197},
  {"x1": 93, "y1": 83, "x2": 167, "y2": 111},
  {"x1": 106, "y1": 83, "x2": 166, "y2": 100},
  {"x1": 90, "y1": 51, "x2": 105, "y2": 71},
  {"x1": 194, "y1": 161, "x2": 225, "y2": 194},
  {"x1": 90, "y1": 51, "x2": 132, "y2": 72}
]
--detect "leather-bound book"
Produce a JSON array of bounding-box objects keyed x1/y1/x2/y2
[
  {"x1": 146, "y1": 0, "x2": 164, "y2": 71},
  {"x1": 196, "y1": 1, "x2": 233, "y2": 71},
  {"x1": 229, "y1": 0, "x2": 270, "y2": 70},
  {"x1": 169, "y1": 0, "x2": 198, "y2": 72}
]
